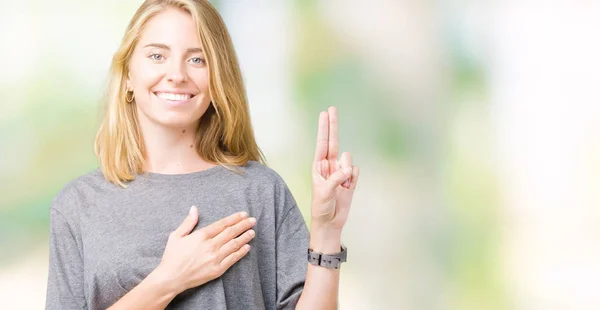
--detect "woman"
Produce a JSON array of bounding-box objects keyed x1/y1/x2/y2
[{"x1": 45, "y1": 0, "x2": 359, "y2": 309}]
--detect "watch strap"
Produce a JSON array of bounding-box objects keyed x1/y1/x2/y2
[{"x1": 307, "y1": 245, "x2": 347, "y2": 269}]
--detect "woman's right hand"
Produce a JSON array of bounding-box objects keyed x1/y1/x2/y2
[{"x1": 155, "y1": 206, "x2": 256, "y2": 294}]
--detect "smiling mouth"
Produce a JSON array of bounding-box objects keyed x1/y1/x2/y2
[{"x1": 154, "y1": 92, "x2": 196, "y2": 102}]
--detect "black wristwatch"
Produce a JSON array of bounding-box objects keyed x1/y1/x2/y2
[{"x1": 307, "y1": 245, "x2": 347, "y2": 269}]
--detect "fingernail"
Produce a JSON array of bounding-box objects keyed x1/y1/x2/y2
[
  {"x1": 240, "y1": 211, "x2": 248, "y2": 218},
  {"x1": 249, "y1": 217, "x2": 256, "y2": 224},
  {"x1": 343, "y1": 167, "x2": 352, "y2": 175},
  {"x1": 189, "y1": 206, "x2": 196, "y2": 215},
  {"x1": 249, "y1": 229, "x2": 255, "y2": 237}
]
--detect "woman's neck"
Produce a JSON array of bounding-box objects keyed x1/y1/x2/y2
[{"x1": 139, "y1": 119, "x2": 214, "y2": 175}]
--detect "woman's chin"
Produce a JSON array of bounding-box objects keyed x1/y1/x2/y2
[
  {"x1": 152, "y1": 116, "x2": 199, "y2": 129},
  {"x1": 136, "y1": 106, "x2": 205, "y2": 130}
]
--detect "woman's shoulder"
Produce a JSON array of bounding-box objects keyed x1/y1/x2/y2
[
  {"x1": 239, "y1": 160, "x2": 287, "y2": 185},
  {"x1": 235, "y1": 161, "x2": 298, "y2": 208},
  {"x1": 50, "y1": 168, "x2": 106, "y2": 215}
]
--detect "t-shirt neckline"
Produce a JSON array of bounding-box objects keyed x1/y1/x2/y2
[{"x1": 139, "y1": 164, "x2": 225, "y2": 181}]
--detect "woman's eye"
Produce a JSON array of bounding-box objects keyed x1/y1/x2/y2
[
  {"x1": 149, "y1": 53, "x2": 164, "y2": 61},
  {"x1": 189, "y1": 57, "x2": 204, "y2": 65}
]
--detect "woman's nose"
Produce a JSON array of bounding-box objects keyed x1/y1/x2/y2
[{"x1": 166, "y1": 62, "x2": 187, "y2": 84}]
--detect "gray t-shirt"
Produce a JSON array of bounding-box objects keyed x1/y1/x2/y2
[{"x1": 45, "y1": 161, "x2": 309, "y2": 310}]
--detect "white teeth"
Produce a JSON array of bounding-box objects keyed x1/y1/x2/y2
[{"x1": 156, "y1": 92, "x2": 192, "y2": 101}]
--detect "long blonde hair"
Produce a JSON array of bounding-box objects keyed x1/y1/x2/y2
[{"x1": 95, "y1": 0, "x2": 265, "y2": 186}]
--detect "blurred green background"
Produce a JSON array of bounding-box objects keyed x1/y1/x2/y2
[{"x1": 2, "y1": 0, "x2": 600, "y2": 309}]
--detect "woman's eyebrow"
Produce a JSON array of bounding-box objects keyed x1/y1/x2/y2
[{"x1": 144, "y1": 43, "x2": 203, "y2": 53}]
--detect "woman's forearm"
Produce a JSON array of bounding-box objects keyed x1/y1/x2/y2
[
  {"x1": 296, "y1": 226, "x2": 342, "y2": 310},
  {"x1": 107, "y1": 266, "x2": 180, "y2": 310}
]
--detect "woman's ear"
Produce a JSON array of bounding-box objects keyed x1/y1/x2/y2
[{"x1": 125, "y1": 70, "x2": 132, "y2": 91}]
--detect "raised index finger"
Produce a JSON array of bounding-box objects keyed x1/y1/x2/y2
[
  {"x1": 313, "y1": 111, "x2": 329, "y2": 163},
  {"x1": 197, "y1": 211, "x2": 249, "y2": 239},
  {"x1": 327, "y1": 106, "x2": 339, "y2": 161}
]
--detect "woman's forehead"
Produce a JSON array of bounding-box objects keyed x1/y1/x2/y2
[{"x1": 138, "y1": 8, "x2": 202, "y2": 50}]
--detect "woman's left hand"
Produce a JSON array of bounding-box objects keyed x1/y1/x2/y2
[{"x1": 310, "y1": 106, "x2": 360, "y2": 233}]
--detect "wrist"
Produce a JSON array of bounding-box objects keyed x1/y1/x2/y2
[
  {"x1": 150, "y1": 265, "x2": 184, "y2": 298},
  {"x1": 309, "y1": 225, "x2": 342, "y2": 253},
  {"x1": 310, "y1": 222, "x2": 342, "y2": 237}
]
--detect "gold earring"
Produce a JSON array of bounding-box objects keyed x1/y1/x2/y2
[{"x1": 126, "y1": 90, "x2": 135, "y2": 103}]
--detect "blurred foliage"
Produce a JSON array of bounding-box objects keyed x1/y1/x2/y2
[
  {"x1": 290, "y1": 1, "x2": 506, "y2": 308},
  {"x1": 292, "y1": 2, "x2": 410, "y2": 162},
  {"x1": 0, "y1": 65, "x2": 99, "y2": 264}
]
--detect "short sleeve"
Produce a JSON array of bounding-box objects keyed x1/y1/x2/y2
[
  {"x1": 45, "y1": 207, "x2": 87, "y2": 309},
  {"x1": 276, "y1": 203, "x2": 309, "y2": 310}
]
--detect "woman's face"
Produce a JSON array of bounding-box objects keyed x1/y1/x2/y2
[{"x1": 127, "y1": 8, "x2": 211, "y2": 129}]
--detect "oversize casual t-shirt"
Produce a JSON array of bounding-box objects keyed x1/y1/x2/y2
[{"x1": 45, "y1": 161, "x2": 309, "y2": 310}]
